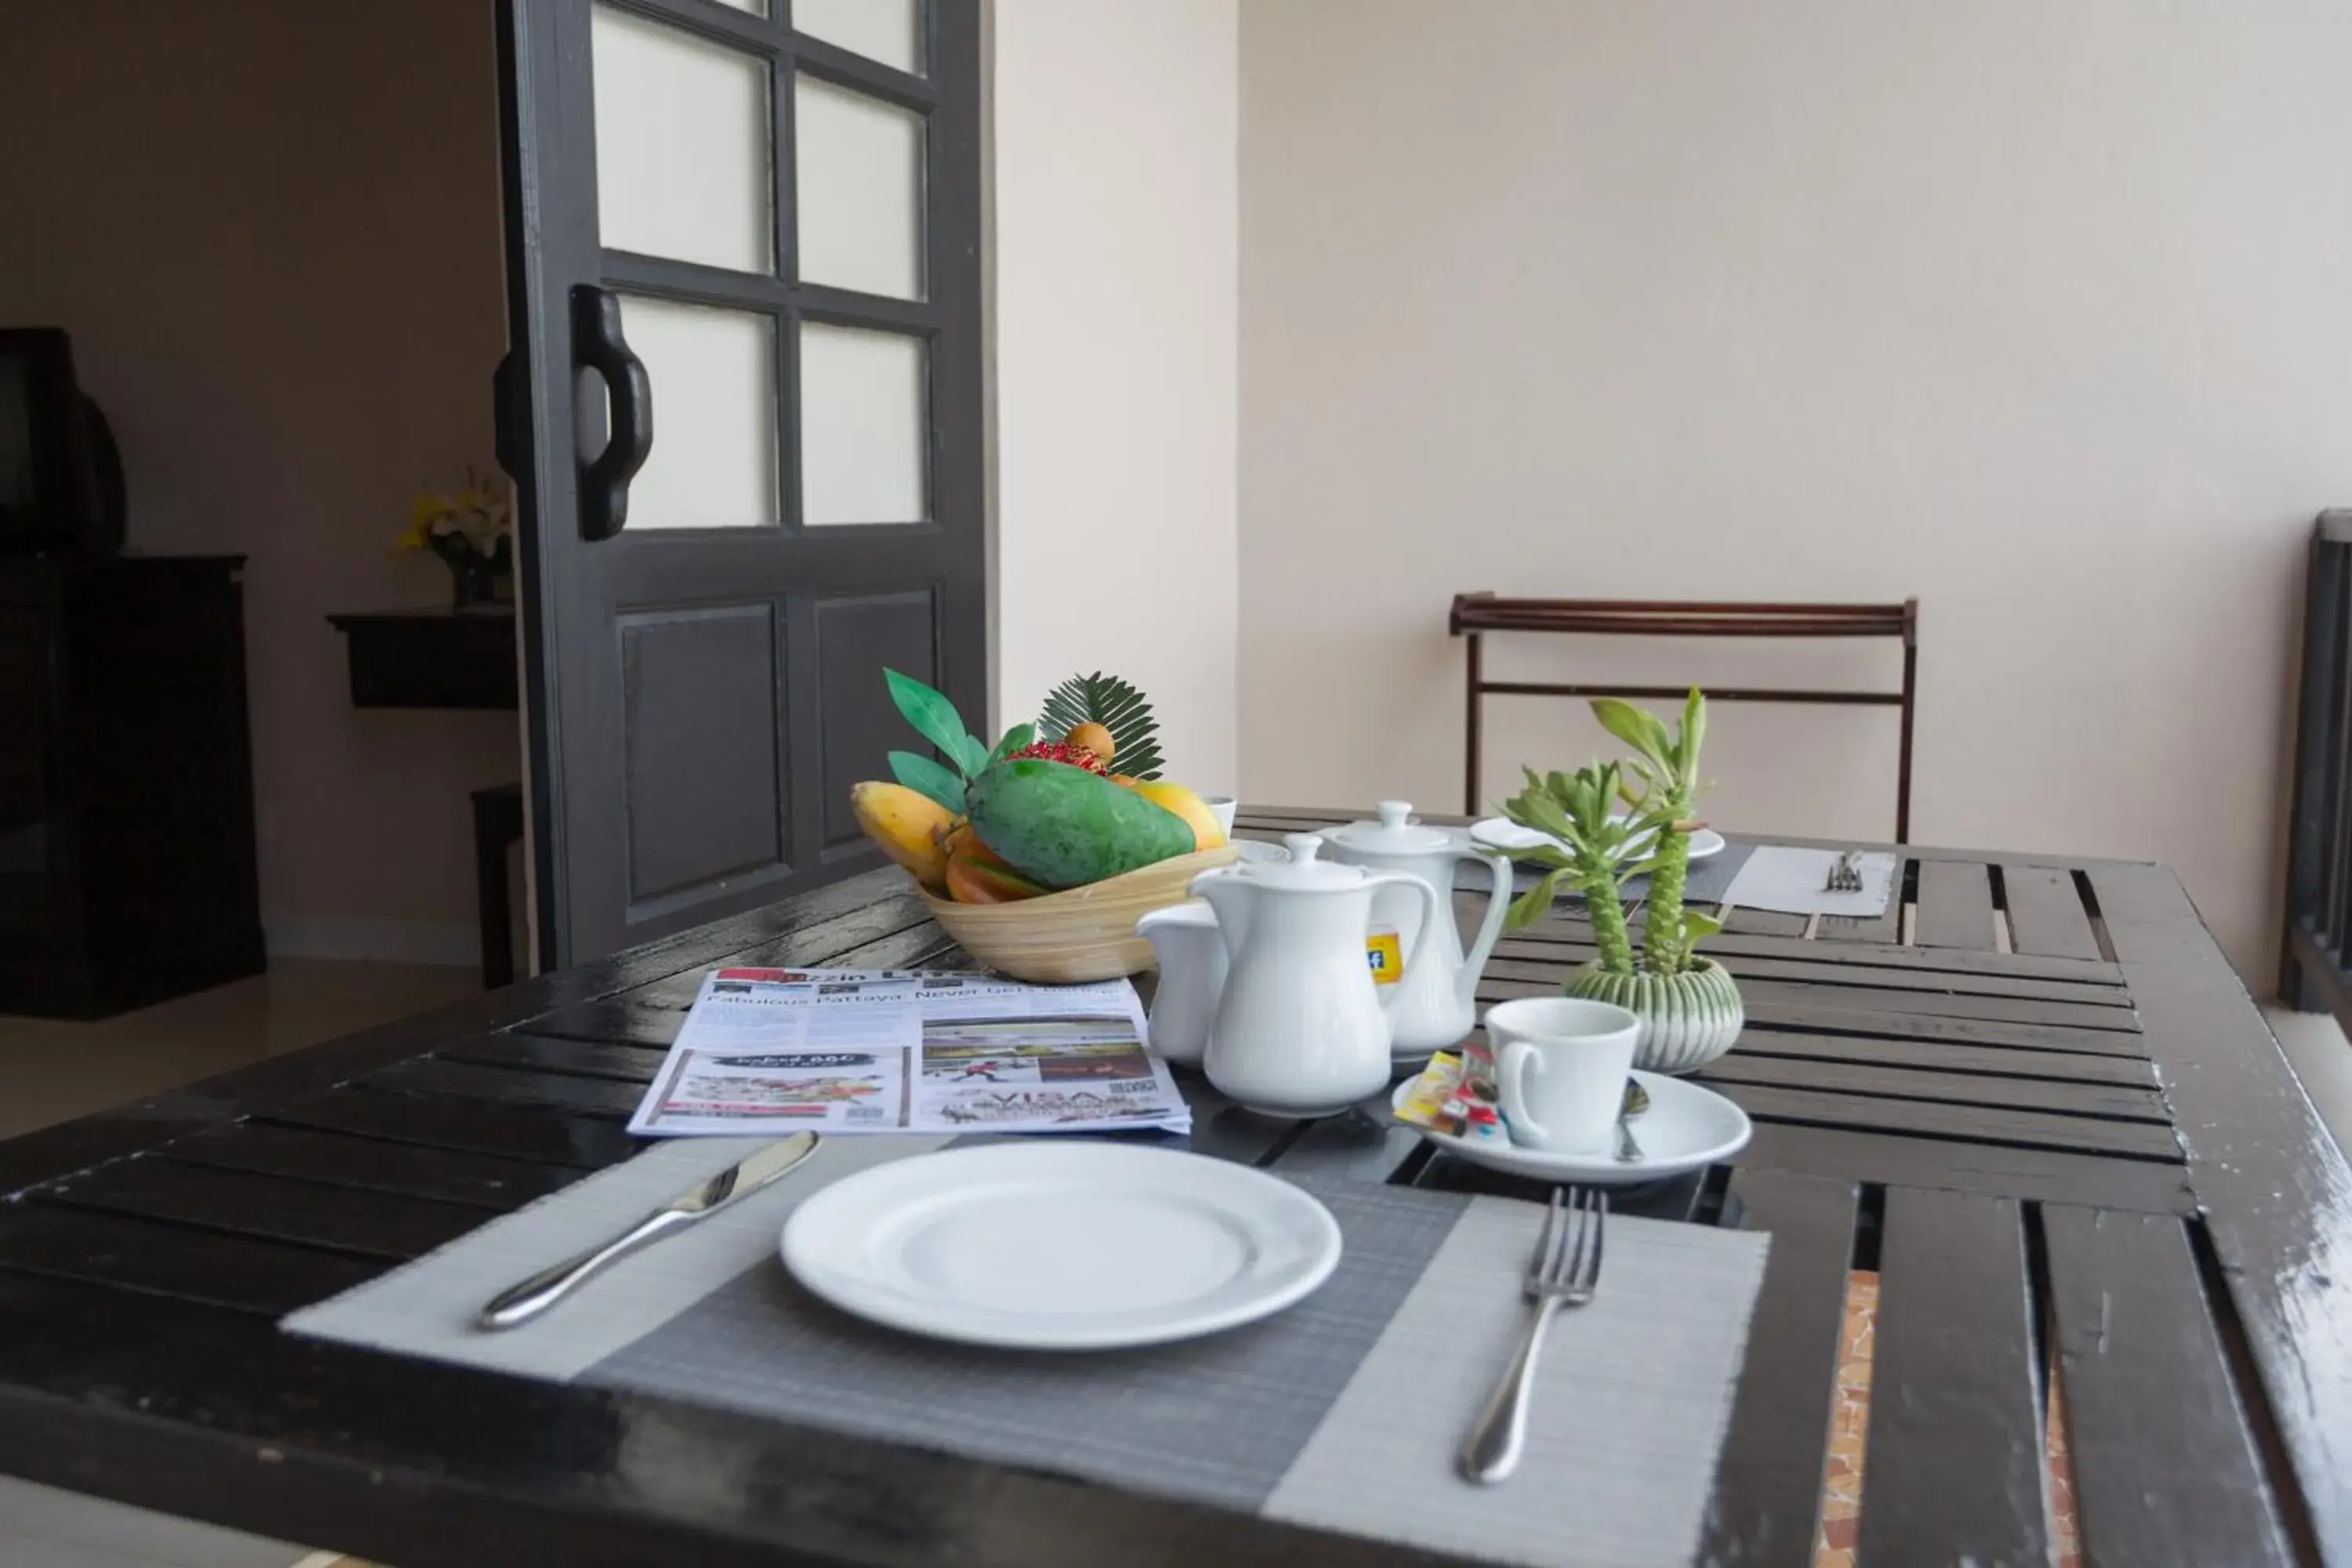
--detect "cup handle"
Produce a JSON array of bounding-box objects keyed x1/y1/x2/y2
[{"x1": 1498, "y1": 1038, "x2": 1547, "y2": 1145}]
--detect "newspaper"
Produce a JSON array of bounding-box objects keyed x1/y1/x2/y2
[{"x1": 626, "y1": 968, "x2": 1190, "y2": 1138}]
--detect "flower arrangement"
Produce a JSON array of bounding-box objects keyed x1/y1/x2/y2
[
  {"x1": 1498, "y1": 688, "x2": 1744, "y2": 1072},
  {"x1": 397, "y1": 471, "x2": 514, "y2": 610}
]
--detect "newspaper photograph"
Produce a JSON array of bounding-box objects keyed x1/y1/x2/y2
[{"x1": 626, "y1": 968, "x2": 1190, "y2": 1138}]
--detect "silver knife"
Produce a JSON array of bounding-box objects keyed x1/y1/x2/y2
[{"x1": 477, "y1": 1131, "x2": 822, "y2": 1330}]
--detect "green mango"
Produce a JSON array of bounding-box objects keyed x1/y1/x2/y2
[{"x1": 965, "y1": 759, "x2": 1194, "y2": 889}]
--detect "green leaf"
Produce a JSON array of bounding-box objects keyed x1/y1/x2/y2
[
  {"x1": 1682, "y1": 909, "x2": 1723, "y2": 943},
  {"x1": 1506, "y1": 869, "x2": 1568, "y2": 931},
  {"x1": 953, "y1": 731, "x2": 993, "y2": 777},
  {"x1": 1037, "y1": 671, "x2": 1163, "y2": 779},
  {"x1": 986, "y1": 721, "x2": 1036, "y2": 766},
  {"x1": 885, "y1": 669, "x2": 974, "y2": 777},
  {"x1": 887, "y1": 750, "x2": 967, "y2": 815},
  {"x1": 1591, "y1": 698, "x2": 1654, "y2": 756}
]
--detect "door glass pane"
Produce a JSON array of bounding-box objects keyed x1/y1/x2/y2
[
  {"x1": 713, "y1": 0, "x2": 769, "y2": 13},
  {"x1": 592, "y1": 7, "x2": 771, "y2": 274},
  {"x1": 617, "y1": 296, "x2": 779, "y2": 528},
  {"x1": 799, "y1": 322, "x2": 926, "y2": 524},
  {"x1": 793, "y1": 0, "x2": 921, "y2": 74},
  {"x1": 793, "y1": 75, "x2": 924, "y2": 300}
]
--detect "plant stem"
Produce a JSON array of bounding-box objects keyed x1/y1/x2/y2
[
  {"x1": 1643, "y1": 830, "x2": 1690, "y2": 975},
  {"x1": 1588, "y1": 877, "x2": 1636, "y2": 975}
]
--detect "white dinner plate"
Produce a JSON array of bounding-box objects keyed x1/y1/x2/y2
[
  {"x1": 779, "y1": 1142, "x2": 1343, "y2": 1350},
  {"x1": 1471, "y1": 815, "x2": 1726, "y2": 863},
  {"x1": 1390, "y1": 1069, "x2": 1751, "y2": 1186}
]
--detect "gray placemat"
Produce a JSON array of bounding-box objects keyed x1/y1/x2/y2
[{"x1": 285, "y1": 1139, "x2": 1770, "y2": 1568}]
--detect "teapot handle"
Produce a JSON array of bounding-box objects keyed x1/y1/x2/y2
[
  {"x1": 1455, "y1": 850, "x2": 1515, "y2": 1011},
  {"x1": 1367, "y1": 871, "x2": 1444, "y2": 1009}
]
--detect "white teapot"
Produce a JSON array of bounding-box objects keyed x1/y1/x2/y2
[
  {"x1": 1315, "y1": 800, "x2": 1513, "y2": 1063},
  {"x1": 1191, "y1": 835, "x2": 1442, "y2": 1119}
]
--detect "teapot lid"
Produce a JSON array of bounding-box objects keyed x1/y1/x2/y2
[
  {"x1": 1229, "y1": 833, "x2": 1372, "y2": 891},
  {"x1": 1321, "y1": 800, "x2": 1455, "y2": 857}
]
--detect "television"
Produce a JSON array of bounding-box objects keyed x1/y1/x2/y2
[{"x1": 0, "y1": 328, "x2": 125, "y2": 557}]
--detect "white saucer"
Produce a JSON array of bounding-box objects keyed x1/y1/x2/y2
[
  {"x1": 779, "y1": 1142, "x2": 1342, "y2": 1350},
  {"x1": 1471, "y1": 816, "x2": 1726, "y2": 863},
  {"x1": 1389, "y1": 1069, "x2": 1751, "y2": 1185}
]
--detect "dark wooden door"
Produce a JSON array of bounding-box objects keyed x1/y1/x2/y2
[{"x1": 495, "y1": 0, "x2": 985, "y2": 969}]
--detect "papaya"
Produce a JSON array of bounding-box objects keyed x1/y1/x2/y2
[
  {"x1": 944, "y1": 832, "x2": 1046, "y2": 902},
  {"x1": 1118, "y1": 779, "x2": 1225, "y2": 851},
  {"x1": 965, "y1": 758, "x2": 1196, "y2": 889}
]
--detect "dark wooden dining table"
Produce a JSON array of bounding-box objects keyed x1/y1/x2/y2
[{"x1": 1, "y1": 805, "x2": 2347, "y2": 1568}]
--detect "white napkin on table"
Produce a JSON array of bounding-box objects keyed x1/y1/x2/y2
[{"x1": 1722, "y1": 846, "x2": 1896, "y2": 917}]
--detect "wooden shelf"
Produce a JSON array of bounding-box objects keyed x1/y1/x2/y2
[{"x1": 326, "y1": 608, "x2": 517, "y2": 710}]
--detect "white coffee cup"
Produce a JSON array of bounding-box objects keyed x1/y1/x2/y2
[
  {"x1": 1202, "y1": 794, "x2": 1239, "y2": 839},
  {"x1": 1486, "y1": 997, "x2": 1642, "y2": 1153}
]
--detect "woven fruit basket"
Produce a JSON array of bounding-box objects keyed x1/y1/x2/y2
[{"x1": 917, "y1": 844, "x2": 1240, "y2": 984}]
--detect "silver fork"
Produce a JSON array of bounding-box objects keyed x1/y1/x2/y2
[
  {"x1": 1458, "y1": 1186, "x2": 1608, "y2": 1484},
  {"x1": 1825, "y1": 849, "x2": 1864, "y2": 894}
]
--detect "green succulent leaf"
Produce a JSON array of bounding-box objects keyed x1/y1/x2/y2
[
  {"x1": 1682, "y1": 909, "x2": 1724, "y2": 943},
  {"x1": 1506, "y1": 868, "x2": 1568, "y2": 931},
  {"x1": 1037, "y1": 672, "x2": 1163, "y2": 779},
  {"x1": 884, "y1": 669, "x2": 974, "y2": 779},
  {"x1": 887, "y1": 749, "x2": 967, "y2": 815}
]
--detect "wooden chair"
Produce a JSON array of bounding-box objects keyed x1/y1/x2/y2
[{"x1": 1448, "y1": 594, "x2": 1920, "y2": 840}]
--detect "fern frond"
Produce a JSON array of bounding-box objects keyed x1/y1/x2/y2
[{"x1": 1037, "y1": 672, "x2": 1164, "y2": 779}]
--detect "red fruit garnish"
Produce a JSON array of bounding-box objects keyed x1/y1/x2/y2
[{"x1": 1004, "y1": 741, "x2": 1109, "y2": 775}]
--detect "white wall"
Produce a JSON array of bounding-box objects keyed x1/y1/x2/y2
[
  {"x1": 0, "y1": 0, "x2": 517, "y2": 966},
  {"x1": 1238, "y1": 0, "x2": 2352, "y2": 976},
  {"x1": 989, "y1": 0, "x2": 1240, "y2": 794}
]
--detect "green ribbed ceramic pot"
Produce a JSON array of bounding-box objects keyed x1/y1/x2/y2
[{"x1": 1563, "y1": 958, "x2": 1744, "y2": 1074}]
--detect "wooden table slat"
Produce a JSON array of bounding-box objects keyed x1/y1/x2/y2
[
  {"x1": 367, "y1": 1058, "x2": 643, "y2": 1119},
  {"x1": 1504, "y1": 912, "x2": 2124, "y2": 984},
  {"x1": 162, "y1": 1123, "x2": 579, "y2": 1211},
  {"x1": 446, "y1": 1032, "x2": 670, "y2": 1084},
  {"x1": 1737, "y1": 1121, "x2": 2195, "y2": 1215},
  {"x1": 1697, "y1": 1169, "x2": 1858, "y2": 1568},
  {"x1": 1719, "y1": 1080, "x2": 2183, "y2": 1161},
  {"x1": 1695, "y1": 1053, "x2": 2169, "y2": 1123},
  {"x1": 0, "y1": 1207, "x2": 378, "y2": 1317},
  {"x1": 1998, "y1": 865, "x2": 2105, "y2": 962},
  {"x1": 1481, "y1": 973, "x2": 2145, "y2": 1039},
  {"x1": 36, "y1": 1156, "x2": 484, "y2": 1263},
  {"x1": 2042, "y1": 1206, "x2": 2291, "y2": 1567},
  {"x1": 1487, "y1": 944, "x2": 2132, "y2": 1008},
  {"x1": 1857, "y1": 1187, "x2": 2049, "y2": 1566},
  {"x1": 260, "y1": 1087, "x2": 641, "y2": 1170},
  {"x1": 1912, "y1": 859, "x2": 1999, "y2": 950},
  {"x1": 2089, "y1": 860, "x2": 2352, "y2": 1559},
  {"x1": 1719, "y1": 1029, "x2": 2158, "y2": 1088}
]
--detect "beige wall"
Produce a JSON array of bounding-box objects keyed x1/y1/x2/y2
[
  {"x1": 0, "y1": 0, "x2": 517, "y2": 964},
  {"x1": 989, "y1": 0, "x2": 1240, "y2": 794},
  {"x1": 1239, "y1": 0, "x2": 2352, "y2": 976}
]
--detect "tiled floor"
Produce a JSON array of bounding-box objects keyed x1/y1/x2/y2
[{"x1": 0, "y1": 960, "x2": 477, "y2": 1567}]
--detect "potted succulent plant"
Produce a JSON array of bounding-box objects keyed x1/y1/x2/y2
[{"x1": 1498, "y1": 689, "x2": 1744, "y2": 1073}]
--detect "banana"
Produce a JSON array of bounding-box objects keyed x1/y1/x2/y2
[{"x1": 851, "y1": 781, "x2": 960, "y2": 887}]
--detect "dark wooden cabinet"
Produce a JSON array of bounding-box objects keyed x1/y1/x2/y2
[{"x1": 0, "y1": 555, "x2": 263, "y2": 1017}]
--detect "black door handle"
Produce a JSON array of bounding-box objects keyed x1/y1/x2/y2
[{"x1": 571, "y1": 285, "x2": 653, "y2": 540}]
